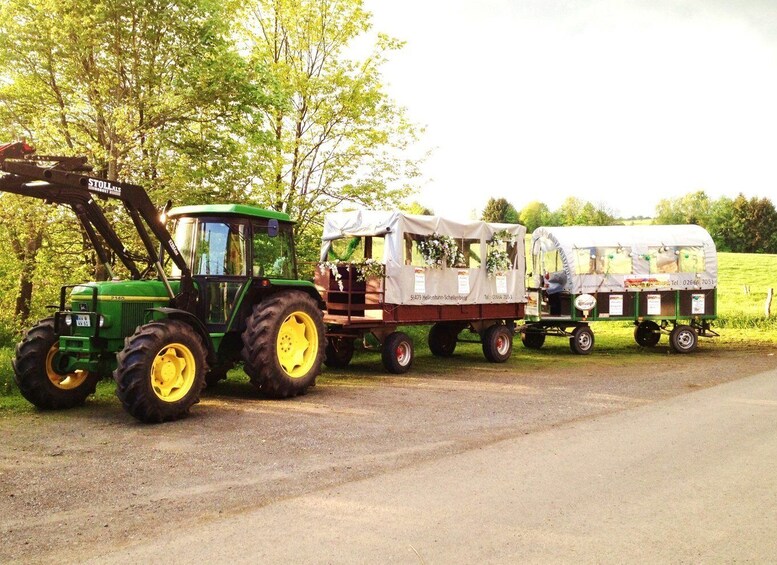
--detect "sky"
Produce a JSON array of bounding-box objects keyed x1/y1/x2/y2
[{"x1": 363, "y1": 0, "x2": 777, "y2": 220}]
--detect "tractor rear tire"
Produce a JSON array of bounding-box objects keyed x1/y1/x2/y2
[
  {"x1": 12, "y1": 318, "x2": 99, "y2": 410},
  {"x1": 428, "y1": 323, "x2": 460, "y2": 357},
  {"x1": 324, "y1": 337, "x2": 355, "y2": 368},
  {"x1": 482, "y1": 324, "x2": 513, "y2": 363},
  {"x1": 241, "y1": 292, "x2": 325, "y2": 398},
  {"x1": 114, "y1": 320, "x2": 207, "y2": 423}
]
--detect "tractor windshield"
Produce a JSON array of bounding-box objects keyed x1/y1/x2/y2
[{"x1": 170, "y1": 218, "x2": 247, "y2": 277}]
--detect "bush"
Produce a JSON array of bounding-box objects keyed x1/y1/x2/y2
[{"x1": 0, "y1": 348, "x2": 16, "y2": 396}]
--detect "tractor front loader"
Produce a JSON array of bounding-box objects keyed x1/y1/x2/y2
[{"x1": 0, "y1": 142, "x2": 325, "y2": 423}]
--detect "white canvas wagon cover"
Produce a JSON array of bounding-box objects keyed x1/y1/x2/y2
[
  {"x1": 321, "y1": 210, "x2": 526, "y2": 306},
  {"x1": 531, "y1": 224, "x2": 717, "y2": 294}
]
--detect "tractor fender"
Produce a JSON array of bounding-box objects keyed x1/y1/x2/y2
[
  {"x1": 146, "y1": 307, "x2": 217, "y2": 365},
  {"x1": 251, "y1": 280, "x2": 325, "y2": 310}
]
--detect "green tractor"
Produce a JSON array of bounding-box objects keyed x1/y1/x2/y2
[{"x1": 0, "y1": 142, "x2": 325, "y2": 423}]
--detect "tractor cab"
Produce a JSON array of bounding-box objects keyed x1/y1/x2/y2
[{"x1": 165, "y1": 204, "x2": 297, "y2": 330}]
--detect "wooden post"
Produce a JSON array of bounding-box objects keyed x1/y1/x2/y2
[{"x1": 766, "y1": 288, "x2": 773, "y2": 317}]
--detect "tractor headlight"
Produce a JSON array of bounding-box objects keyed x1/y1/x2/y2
[{"x1": 64, "y1": 314, "x2": 73, "y2": 326}]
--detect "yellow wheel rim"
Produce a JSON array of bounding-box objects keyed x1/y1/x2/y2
[
  {"x1": 151, "y1": 343, "x2": 197, "y2": 403},
  {"x1": 45, "y1": 344, "x2": 89, "y2": 390},
  {"x1": 276, "y1": 311, "x2": 319, "y2": 378}
]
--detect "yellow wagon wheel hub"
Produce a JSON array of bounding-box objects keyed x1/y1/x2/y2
[
  {"x1": 45, "y1": 344, "x2": 90, "y2": 390},
  {"x1": 151, "y1": 343, "x2": 197, "y2": 402},
  {"x1": 276, "y1": 311, "x2": 318, "y2": 378}
]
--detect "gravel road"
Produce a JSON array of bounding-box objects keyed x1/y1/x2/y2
[{"x1": 1, "y1": 345, "x2": 775, "y2": 563}]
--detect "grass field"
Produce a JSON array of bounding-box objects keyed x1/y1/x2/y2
[
  {"x1": 717, "y1": 252, "x2": 777, "y2": 322},
  {"x1": 2, "y1": 252, "x2": 777, "y2": 406}
]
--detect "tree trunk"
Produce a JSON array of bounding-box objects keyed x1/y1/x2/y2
[{"x1": 14, "y1": 232, "x2": 43, "y2": 327}]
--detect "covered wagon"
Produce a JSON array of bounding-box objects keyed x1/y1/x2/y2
[
  {"x1": 524, "y1": 224, "x2": 718, "y2": 354},
  {"x1": 317, "y1": 211, "x2": 527, "y2": 372}
]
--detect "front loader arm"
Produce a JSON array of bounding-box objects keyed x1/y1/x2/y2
[{"x1": 0, "y1": 142, "x2": 197, "y2": 312}]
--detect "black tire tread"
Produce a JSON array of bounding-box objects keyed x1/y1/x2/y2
[
  {"x1": 670, "y1": 324, "x2": 698, "y2": 354},
  {"x1": 241, "y1": 292, "x2": 325, "y2": 398},
  {"x1": 569, "y1": 325, "x2": 595, "y2": 355},
  {"x1": 324, "y1": 337, "x2": 355, "y2": 368},
  {"x1": 521, "y1": 328, "x2": 546, "y2": 350},
  {"x1": 12, "y1": 318, "x2": 99, "y2": 410},
  {"x1": 428, "y1": 323, "x2": 459, "y2": 357},
  {"x1": 634, "y1": 321, "x2": 661, "y2": 347},
  {"x1": 381, "y1": 331, "x2": 414, "y2": 374},
  {"x1": 482, "y1": 324, "x2": 513, "y2": 363}
]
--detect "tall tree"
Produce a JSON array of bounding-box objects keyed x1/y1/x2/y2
[
  {"x1": 558, "y1": 197, "x2": 584, "y2": 226},
  {"x1": 518, "y1": 201, "x2": 552, "y2": 232},
  {"x1": 654, "y1": 191, "x2": 712, "y2": 226},
  {"x1": 239, "y1": 0, "x2": 423, "y2": 256},
  {"x1": 556, "y1": 197, "x2": 616, "y2": 226},
  {"x1": 730, "y1": 194, "x2": 777, "y2": 253},
  {"x1": 0, "y1": 0, "x2": 273, "y2": 196},
  {"x1": 0, "y1": 0, "x2": 275, "y2": 328},
  {"x1": 403, "y1": 201, "x2": 434, "y2": 215},
  {"x1": 481, "y1": 197, "x2": 518, "y2": 223}
]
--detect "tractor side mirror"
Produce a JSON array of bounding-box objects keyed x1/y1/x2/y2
[{"x1": 267, "y1": 219, "x2": 279, "y2": 238}]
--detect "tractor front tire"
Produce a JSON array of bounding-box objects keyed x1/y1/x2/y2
[
  {"x1": 13, "y1": 318, "x2": 99, "y2": 410},
  {"x1": 114, "y1": 320, "x2": 207, "y2": 423},
  {"x1": 242, "y1": 292, "x2": 325, "y2": 398}
]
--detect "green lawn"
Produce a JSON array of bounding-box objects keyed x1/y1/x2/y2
[{"x1": 717, "y1": 252, "x2": 777, "y2": 321}]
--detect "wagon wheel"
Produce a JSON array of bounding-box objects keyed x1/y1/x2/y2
[
  {"x1": 634, "y1": 321, "x2": 661, "y2": 347},
  {"x1": 569, "y1": 325, "x2": 594, "y2": 355},
  {"x1": 482, "y1": 324, "x2": 513, "y2": 363},
  {"x1": 521, "y1": 327, "x2": 546, "y2": 349},
  {"x1": 324, "y1": 337, "x2": 355, "y2": 368},
  {"x1": 670, "y1": 325, "x2": 698, "y2": 354},
  {"x1": 381, "y1": 332, "x2": 413, "y2": 374},
  {"x1": 428, "y1": 323, "x2": 461, "y2": 357}
]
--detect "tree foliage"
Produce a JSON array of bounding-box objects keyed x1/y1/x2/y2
[
  {"x1": 518, "y1": 201, "x2": 552, "y2": 232},
  {"x1": 654, "y1": 191, "x2": 777, "y2": 253},
  {"x1": 0, "y1": 0, "x2": 271, "y2": 196},
  {"x1": 239, "y1": 0, "x2": 422, "y2": 243},
  {"x1": 654, "y1": 191, "x2": 712, "y2": 226},
  {"x1": 557, "y1": 197, "x2": 617, "y2": 227},
  {"x1": 402, "y1": 201, "x2": 434, "y2": 215},
  {"x1": 481, "y1": 197, "x2": 518, "y2": 223},
  {"x1": 0, "y1": 0, "x2": 423, "y2": 341}
]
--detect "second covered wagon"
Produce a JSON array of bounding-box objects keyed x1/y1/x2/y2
[{"x1": 523, "y1": 224, "x2": 718, "y2": 354}]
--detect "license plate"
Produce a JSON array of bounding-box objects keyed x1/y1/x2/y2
[{"x1": 76, "y1": 314, "x2": 91, "y2": 327}]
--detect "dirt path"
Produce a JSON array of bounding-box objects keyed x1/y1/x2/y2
[{"x1": 1, "y1": 346, "x2": 776, "y2": 563}]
